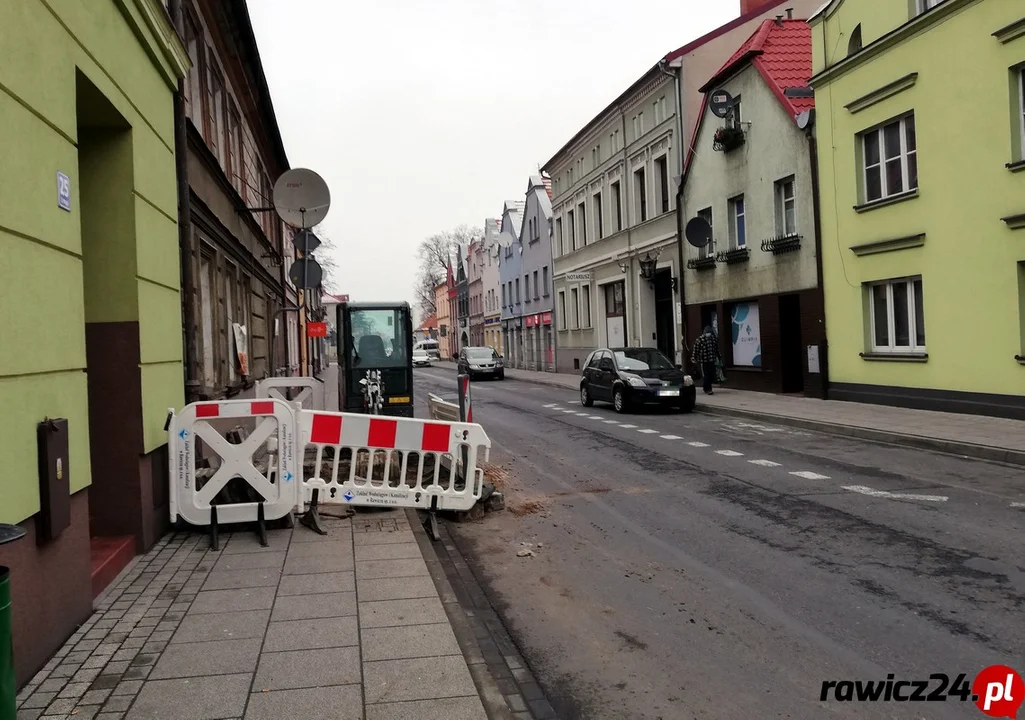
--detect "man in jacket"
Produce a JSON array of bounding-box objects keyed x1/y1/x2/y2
[{"x1": 691, "y1": 326, "x2": 720, "y2": 395}]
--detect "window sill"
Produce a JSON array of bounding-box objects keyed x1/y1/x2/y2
[
  {"x1": 1006, "y1": 159, "x2": 1025, "y2": 174},
  {"x1": 854, "y1": 189, "x2": 919, "y2": 213},
  {"x1": 860, "y1": 352, "x2": 928, "y2": 362}
]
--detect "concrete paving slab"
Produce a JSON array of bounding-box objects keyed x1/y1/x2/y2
[
  {"x1": 150, "y1": 638, "x2": 262, "y2": 679},
  {"x1": 254, "y1": 647, "x2": 360, "y2": 691},
  {"x1": 244, "y1": 685, "x2": 362, "y2": 720},
  {"x1": 354, "y1": 543, "x2": 423, "y2": 561},
  {"x1": 270, "y1": 591, "x2": 356, "y2": 622},
  {"x1": 263, "y1": 617, "x2": 358, "y2": 652},
  {"x1": 282, "y1": 554, "x2": 353, "y2": 575},
  {"x1": 355, "y1": 559, "x2": 429, "y2": 580},
  {"x1": 285, "y1": 541, "x2": 352, "y2": 559},
  {"x1": 365, "y1": 696, "x2": 488, "y2": 720},
  {"x1": 289, "y1": 524, "x2": 350, "y2": 544},
  {"x1": 171, "y1": 609, "x2": 270, "y2": 644},
  {"x1": 125, "y1": 673, "x2": 251, "y2": 720},
  {"x1": 277, "y1": 572, "x2": 354, "y2": 596},
  {"x1": 352, "y1": 530, "x2": 416, "y2": 546},
  {"x1": 359, "y1": 597, "x2": 448, "y2": 629},
  {"x1": 363, "y1": 656, "x2": 478, "y2": 704},
  {"x1": 222, "y1": 532, "x2": 291, "y2": 554},
  {"x1": 188, "y1": 587, "x2": 277, "y2": 614},
  {"x1": 213, "y1": 552, "x2": 286, "y2": 572},
  {"x1": 356, "y1": 576, "x2": 439, "y2": 602},
  {"x1": 202, "y1": 568, "x2": 280, "y2": 591},
  {"x1": 361, "y1": 623, "x2": 461, "y2": 662}
]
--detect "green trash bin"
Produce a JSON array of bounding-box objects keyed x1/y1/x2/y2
[{"x1": 0, "y1": 524, "x2": 26, "y2": 720}]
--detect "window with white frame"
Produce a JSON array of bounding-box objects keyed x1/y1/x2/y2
[
  {"x1": 594, "y1": 192, "x2": 604, "y2": 239},
  {"x1": 698, "y1": 207, "x2": 714, "y2": 258},
  {"x1": 558, "y1": 291, "x2": 566, "y2": 330},
  {"x1": 634, "y1": 167, "x2": 647, "y2": 223},
  {"x1": 861, "y1": 113, "x2": 917, "y2": 203},
  {"x1": 571, "y1": 288, "x2": 580, "y2": 329},
  {"x1": 555, "y1": 217, "x2": 563, "y2": 256},
  {"x1": 774, "y1": 176, "x2": 796, "y2": 236},
  {"x1": 611, "y1": 182, "x2": 622, "y2": 233},
  {"x1": 869, "y1": 277, "x2": 926, "y2": 353},
  {"x1": 567, "y1": 210, "x2": 575, "y2": 254},
  {"x1": 578, "y1": 201, "x2": 587, "y2": 246},
  {"x1": 728, "y1": 195, "x2": 746, "y2": 249},
  {"x1": 542, "y1": 266, "x2": 550, "y2": 296},
  {"x1": 655, "y1": 155, "x2": 670, "y2": 214}
]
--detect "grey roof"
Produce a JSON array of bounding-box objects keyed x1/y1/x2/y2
[
  {"x1": 526, "y1": 175, "x2": 552, "y2": 221},
  {"x1": 503, "y1": 200, "x2": 525, "y2": 239}
]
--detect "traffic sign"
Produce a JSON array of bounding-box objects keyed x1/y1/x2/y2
[
  {"x1": 288, "y1": 258, "x2": 323, "y2": 289},
  {"x1": 296, "y1": 229, "x2": 321, "y2": 254}
]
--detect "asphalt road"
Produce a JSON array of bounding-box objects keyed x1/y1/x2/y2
[{"x1": 413, "y1": 366, "x2": 1025, "y2": 720}]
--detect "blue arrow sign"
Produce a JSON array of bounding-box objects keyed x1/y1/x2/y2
[
  {"x1": 283, "y1": 472, "x2": 293, "y2": 483},
  {"x1": 343, "y1": 491, "x2": 354, "y2": 502}
]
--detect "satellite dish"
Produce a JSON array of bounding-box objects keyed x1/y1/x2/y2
[
  {"x1": 796, "y1": 109, "x2": 815, "y2": 130},
  {"x1": 498, "y1": 232, "x2": 512, "y2": 248},
  {"x1": 685, "y1": 216, "x2": 713, "y2": 248},
  {"x1": 709, "y1": 89, "x2": 736, "y2": 119},
  {"x1": 273, "y1": 168, "x2": 331, "y2": 229}
]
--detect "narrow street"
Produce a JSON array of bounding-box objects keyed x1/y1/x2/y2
[{"x1": 415, "y1": 367, "x2": 1025, "y2": 720}]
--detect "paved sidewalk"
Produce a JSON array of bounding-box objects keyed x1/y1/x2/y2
[
  {"x1": 16, "y1": 510, "x2": 490, "y2": 720},
  {"x1": 451, "y1": 362, "x2": 1025, "y2": 466}
]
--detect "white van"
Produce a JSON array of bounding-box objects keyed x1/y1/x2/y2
[{"x1": 414, "y1": 339, "x2": 441, "y2": 360}]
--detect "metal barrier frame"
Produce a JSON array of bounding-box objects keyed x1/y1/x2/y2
[{"x1": 255, "y1": 376, "x2": 323, "y2": 409}]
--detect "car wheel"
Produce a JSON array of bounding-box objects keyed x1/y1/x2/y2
[
  {"x1": 679, "y1": 388, "x2": 697, "y2": 413},
  {"x1": 498, "y1": 371, "x2": 505, "y2": 380},
  {"x1": 613, "y1": 387, "x2": 628, "y2": 414},
  {"x1": 580, "y1": 384, "x2": 593, "y2": 407}
]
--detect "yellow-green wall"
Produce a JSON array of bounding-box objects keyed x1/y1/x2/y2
[
  {"x1": 812, "y1": 0, "x2": 1025, "y2": 398},
  {"x1": 0, "y1": 0, "x2": 188, "y2": 524}
]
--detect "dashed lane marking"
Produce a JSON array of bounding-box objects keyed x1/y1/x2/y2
[
  {"x1": 637, "y1": 429, "x2": 658, "y2": 434},
  {"x1": 586, "y1": 415, "x2": 604, "y2": 420},
  {"x1": 619, "y1": 424, "x2": 638, "y2": 429},
  {"x1": 716, "y1": 450, "x2": 744, "y2": 457},
  {"x1": 1011, "y1": 502, "x2": 1025, "y2": 508},
  {"x1": 749, "y1": 459, "x2": 782, "y2": 467},
  {"x1": 660, "y1": 435, "x2": 683, "y2": 440},
  {"x1": 791, "y1": 471, "x2": 830, "y2": 480},
  {"x1": 603, "y1": 420, "x2": 619, "y2": 424},
  {"x1": 543, "y1": 403, "x2": 558, "y2": 408},
  {"x1": 842, "y1": 485, "x2": 948, "y2": 502},
  {"x1": 688, "y1": 442, "x2": 710, "y2": 448}
]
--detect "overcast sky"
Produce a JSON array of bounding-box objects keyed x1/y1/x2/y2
[{"x1": 247, "y1": 0, "x2": 741, "y2": 307}]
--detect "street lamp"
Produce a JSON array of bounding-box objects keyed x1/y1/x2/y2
[{"x1": 638, "y1": 252, "x2": 657, "y2": 280}]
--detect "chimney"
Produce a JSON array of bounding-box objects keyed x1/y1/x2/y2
[{"x1": 740, "y1": 0, "x2": 778, "y2": 15}]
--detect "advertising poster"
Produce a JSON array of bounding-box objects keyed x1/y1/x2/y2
[{"x1": 730, "y1": 303, "x2": 761, "y2": 367}]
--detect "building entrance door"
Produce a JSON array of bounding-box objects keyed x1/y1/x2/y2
[
  {"x1": 653, "y1": 269, "x2": 675, "y2": 359},
  {"x1": 604, "y1": 281, "x2": 627, "y2": 347},
  {"x1": 779, "y1": 294, "x2": 804, "y2": 393}
]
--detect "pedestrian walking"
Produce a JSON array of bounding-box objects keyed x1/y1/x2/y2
[{"x1": 691, "y1": 326, "x2": 721, "y2": 395}]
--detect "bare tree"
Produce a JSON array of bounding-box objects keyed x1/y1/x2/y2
[
  {"x1": 313, "y1": 229, "x2": 341, "y2": 294},
  {"x1": 413, "y1": 224, "x2": 483, "y2": 319}
]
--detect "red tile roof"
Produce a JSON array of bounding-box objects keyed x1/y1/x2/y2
[
  {"x1": 685, "y1": 19, "x2": 813, "y2": 176},
  {"x1": 700, "y1": 19, "x2": 814, "y2": 118},
  {"x1": 417, "y1": 314, "x2": 438, "y2": 331}
]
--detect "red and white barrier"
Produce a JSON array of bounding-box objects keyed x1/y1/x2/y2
[
  {"x1": 168, "y1": 399, "x2": 298, "y2": 527},
  {"x1": 255, "y1": 376, "x2": 321, "y2": 409},
  {"x1": 299, "y1": 411, "x2": 489, "y2": 512}
]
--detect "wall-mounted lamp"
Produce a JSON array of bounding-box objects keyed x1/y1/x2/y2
[
  {"x1": 617, "y1": 261, "x2": 629, "y2": 273},
  {"x1": 638, "y1": 252, "x2": 658, "y2": 280}
]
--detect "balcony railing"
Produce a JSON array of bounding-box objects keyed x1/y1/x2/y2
[
  {"x1": 715, "y1": 247, "x2": 750, "y2": 265},
  {"x1": 760, "y1": 233, "x2": 802, "y2": 255}
]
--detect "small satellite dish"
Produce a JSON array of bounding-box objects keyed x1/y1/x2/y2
[
  {"x1": 796, "y1": 109, "x2": 815, "y2": 130},
  {"x1": 498, "y1": 232, "x2": 512, "y2": 248},
  {"x1": 273, "y1": 168, "x2": 331, "y2": 229},
  {"x1": 709, "y1": 89, "x2": 736, "y2": 119},
  {"x1": 685, "y1": 216, "x2": 713, "y2": 248}
]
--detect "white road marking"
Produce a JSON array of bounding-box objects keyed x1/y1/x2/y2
[
  {"x1": 716, "y1": 450, "x2": 744, "y2": 457},
  {"x1": 620, "y1": 424, "x2": 638, "y2": 429},
  {"x1": 660, "y1": 435, "x2": 683, "y2": 440},
  {"x1": 574, "y1": 412, "x2": 590, "y2": 416},
  {"x1": 688, "y1": 442, "x2": 710, "y2": 448},
  {"x1": 791, "y1": 471, "x2": 830, "y2": 480},
  {"x1": 561, "y1": 409, "x2": 576, "y2": 414},
  {"x1": 749, "y1": 459, "x2": 781, "y2": 467},
  {"x1": 842, "y1": 485, "x2": 948, "y2": 502},
  {"x1": 1011, "y1": 502, "x2": 1025, "y2": 508},
  {"x1": 603, "y1": 420, "x2": 619, "y2": 424},
  {"x1": 587, "y1": 415, "x2": 604, "y2": 420},
  {"x1": 637, "y1": 429, "x2": 658, "y2": 434},
  {"x1": 543, "y1": 403, "x2": 557, "y2": 408}
]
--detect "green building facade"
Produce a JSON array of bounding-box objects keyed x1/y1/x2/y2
[{"x1": 0, "y1": 0, "x2": 188, "y2": 685}]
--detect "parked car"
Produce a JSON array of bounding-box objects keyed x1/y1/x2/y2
[
  {"x1": 412, "y1": 347, "x2": 432, "y2": 367},
  {"x1": 414, "y1": 339, "x2": 441, "y2": 360},
  {"x1": 457, "y1": 346, "x2": 505, "y2": 380},
  {"x1": 579, "y1": 347, "x2": 696, "y2": 413}
]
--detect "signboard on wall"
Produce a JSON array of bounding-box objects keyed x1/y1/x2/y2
[
  {"x1": 730, "y1": 303, "x2": 761, "y2": 367},
  {"x1": 565, "y1": 272, "x2": 592, "y2": 282},
  {"x1": 606, "y1": 316, "x2": 625, "y2": 347}
]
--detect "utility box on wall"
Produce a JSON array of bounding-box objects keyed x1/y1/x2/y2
[{"x1": 36, "y1": 418, "x2": 71, "y2": 545}]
